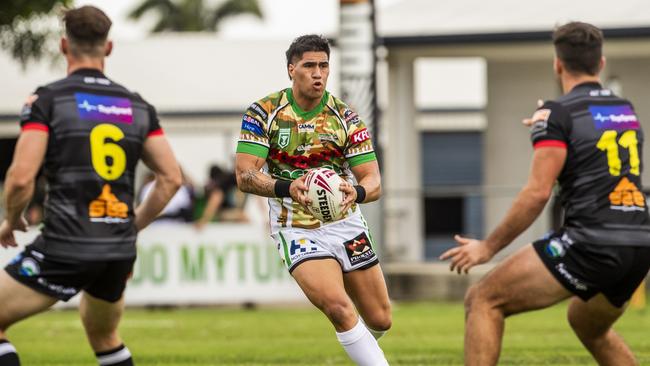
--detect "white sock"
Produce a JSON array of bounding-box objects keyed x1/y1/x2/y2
[
  {"x1": 360, "y1": 318, "x2": 387, "y2": 340},
  {"x1": 336, "y1": 319, "x2": 389, "y2": 366}
]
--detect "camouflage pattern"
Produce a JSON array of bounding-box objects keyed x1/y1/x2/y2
[{"x1": 237, "y1": 88, "x2": 376, "y2": 231}]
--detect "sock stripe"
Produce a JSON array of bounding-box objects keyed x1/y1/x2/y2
[
  {"x1": 97, "y1": 347, "x2": 131, "y2": 366},
  {"x1": 0, "y1": 343, "x2": 17, "y2": 357}
]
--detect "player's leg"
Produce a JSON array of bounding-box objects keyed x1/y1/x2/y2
[
  {"x1": 0, "y1": 270, "x2": 57, "y2": 365},
  {"x1": 292, "y1": 259, "x2": 388, "y2": 366},
  {"x1": 344, "y1": 264, "x2": 391, "y2": 340},
  {"x1": 567, "y1": 295, "x2": 636, "y2": 366},
  {"x1": 464, "y1": 244, "x2": 571, "y2": 366},
  {"x1": 80, "y1": 259, "x2": 135, "y2": 366}
]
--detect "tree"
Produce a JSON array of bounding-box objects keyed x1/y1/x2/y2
[
  {"x1": 0, "y1": 0, "x2": 72, "y2": 66},
  {"x1": 129, "y1": 0, "x2": 263, "y2": 33}
]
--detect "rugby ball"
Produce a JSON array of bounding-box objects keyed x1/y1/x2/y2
[{"x1": 304, "y1": 168, "x2": 345, "y2": 223}]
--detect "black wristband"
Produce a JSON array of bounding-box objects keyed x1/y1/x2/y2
[
  {"x1": 274, "y1": 180, "x2": 292, "y2": 198},
  {"x1": 354, "y1": 185, "x2": 366, "y2": 204}
]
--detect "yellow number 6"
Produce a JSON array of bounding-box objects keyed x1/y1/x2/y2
[{"x1": 90, "y1": 124, "x2": 126, "y2": 181}]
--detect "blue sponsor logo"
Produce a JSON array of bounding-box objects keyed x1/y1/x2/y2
[
  {"x1": 589, "y1": 105, "x2": 639, "y2": 130},
  {"x1": 75, "y1": 93, "x2": 133, "y2": 123},
  {"x1": 242, "y1": 115, "x2": 264, "y2": 135},
  {"x1": 289, "y1": 239, "x2": 318, "y2": 256}
]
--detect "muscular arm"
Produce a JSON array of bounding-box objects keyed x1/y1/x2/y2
[
  {"x1": 440, "y1": 146, "x2": 566, "y2": 273},
  {"x1": 235, "y1": 153, "x2": 275, "y2": 197},
  {"x1": 3, "y1": 131, "x2": 48, "y2": 225},
  {"x1": 483, "y1": 147, "x2": 566, "y2": 254},
  {"x1": 135, "y1": 136, "x2": 182, "y2": 231},
  {"x1": 351, "y1": 160, "x2": 382, "y2": 203},
  {"x1": 0, "y1": 131, "x2": 48, "y2": 247}
]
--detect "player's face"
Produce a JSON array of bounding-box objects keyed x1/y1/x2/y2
[{"x1": 289, "y1": 51, "x2": 329, "y2": 101}]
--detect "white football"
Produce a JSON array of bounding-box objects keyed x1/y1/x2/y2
[{"x1": 304, "y1": 168, "x2": 345, "y2": 223}]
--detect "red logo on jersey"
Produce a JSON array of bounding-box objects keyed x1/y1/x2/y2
[{"x1": 351, "y1": 128, "x2": 370, "y2": 144}]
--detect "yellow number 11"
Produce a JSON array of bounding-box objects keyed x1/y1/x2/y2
[{"x1": 596, "y1": 130, "x2": 640, "y2": 176}]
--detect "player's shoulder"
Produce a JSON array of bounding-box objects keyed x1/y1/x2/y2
[
  {"x1": 246, "y1": 89, "x2": 289, "y2": 121},
  {"x1": 327, "y1": 94, "x2": 362, "y2": 125}
]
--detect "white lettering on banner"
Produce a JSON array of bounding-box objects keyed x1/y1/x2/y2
[{"x1": 0, "y1": 226, "x2": 306, "y2": 307}]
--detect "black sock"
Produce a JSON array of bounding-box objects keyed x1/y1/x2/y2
[
  {"x1": 95, "y1": 344, "x2": 133, "y2": 366},
  {"x1": 0, "y1": 340, "x2": 20, "y2": 366}
]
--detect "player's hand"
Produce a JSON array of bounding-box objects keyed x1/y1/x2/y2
[
  {"x1": 290, "y1": 175, "x2": 311, "y2": 209},
  {"x1": 339, "y1": 181, "x2": 356, "y2": 212},
  {"x1": 0, "y1": 218, "x2": 28, "y2": 248},
  {"x1": 439, "y1": 235, "x2": 494, "y2": 274},
  {"x1": 522, "y1": 99, "x2": 545, "y2": 127}
]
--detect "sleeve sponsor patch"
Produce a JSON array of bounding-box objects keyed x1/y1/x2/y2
[
  {"x1": 247, "y1": 102, "x2": 268, "y2": 121},
  {"x1": 350, "y1": 128, "x2": 370, "y2": 144},
  {"x1": 530, "y1": 108, "x2": 551, "y2": 138},
  {"x1": 19, "y1": 94, "x2": 39, "y2": 121},
  {"x1": 242, "y1": 115, "x2": 264, "y2": 135},
  {"x1": 343, "y1": 108, "x2": 360, "y2": 124}
]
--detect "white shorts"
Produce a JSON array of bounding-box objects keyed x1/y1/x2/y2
[{"x1": 272, "y1": 214, "x2": 379, "y2": 273}]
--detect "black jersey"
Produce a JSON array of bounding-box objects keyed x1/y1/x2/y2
[
  {"x1": 530, "y1": 82, "x2": 650, "y2": 246},
  {"x1": 19, "y1": 68, "x2": 162, "y2": 260}
]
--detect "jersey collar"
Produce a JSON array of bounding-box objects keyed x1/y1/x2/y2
[
  {"x1": 70, "y1": 68, "x2": 106, "y2": 77},
  {"x1": 572, "y1": 81, "x2": 602, "y2": 91},
  {"x1": 286, "y1": 88, "x2": 329, "y2": 120}
]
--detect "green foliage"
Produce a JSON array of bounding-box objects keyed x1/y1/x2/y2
[
  {"x1": 0, "y1": 0, "x2": 72, "y2": 67},
  {"x1": 129, "y1": 0, "x2": 263, "y2": 33},
  {"x1": 7, "y1": 301, "x2": 650, "y2": 365}
]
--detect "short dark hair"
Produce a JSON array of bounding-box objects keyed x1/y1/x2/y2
[
  {"x1": 63, "y1": 6, "x2": 112, "y2": 57},
  {"x1": 285, "y1": 34, "x2": 330, "y2": 67},
  {"x1": 553, "y1": 22, "x2": 603, "y2": 76}
]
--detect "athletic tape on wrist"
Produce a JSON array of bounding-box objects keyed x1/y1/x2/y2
[
  {"x1": 354, "y1": 185, "x2": 366, "y2": 203},
  {"x1": 274, "y1": 180, "x2": 292, "y2": 198}
]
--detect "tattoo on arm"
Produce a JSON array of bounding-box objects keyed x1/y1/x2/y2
[{"x1": 241, "y1": 169, "x2": 275, "y2": 197}]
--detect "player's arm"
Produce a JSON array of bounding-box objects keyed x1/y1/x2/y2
[
  {"x1": 0, "y1": 131, "x2": 48, "y2": 247},
  {"x1": 135, "y1": 135, "x2": 182, "y2": 231},
  {"x1": 235, "y1": 153, "x2": 311, "y2": 207},
  {"x1": 340, "y1": 160, "x2": 381, "y2": 212},
  {"x1": 440, "y1": 146, "x2": 566, "y2": 273}
]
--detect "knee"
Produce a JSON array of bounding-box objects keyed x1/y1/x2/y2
[
  {"x1": 464, "y1": 283, "x2": 498, "y2": 316},
  {"x1": 567, "y1": 311, "x2": 607, "y2": 341},
  {"x1": 321, "y1": 299, "x2": 357, "y2": 328},
  {"x1": 363, "y1": 306, "x2": 392, "y2": 331}
]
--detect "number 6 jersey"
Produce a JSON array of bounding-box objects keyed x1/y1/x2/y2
[
  {"x1": 19, "y1": 68, "x2": 162, "y2": 260},
  {"x1": 530, "y1": 82, "x2": 650, "y2": 246}
]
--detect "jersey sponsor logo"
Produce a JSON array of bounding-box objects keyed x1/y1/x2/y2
[
  {"x1": 297, "y1": 123, "x2": 315, "y2": 133},
  {"x1": 271, "y1": 164, "x2": 343, "y2": 180},
  {"x1": 75, "y1": 93, "x2": 133, "y2": 124},
  {"x1": 589, "y1": 105, "x2": 639, "y2": 130},
  {"x1": 242, "y1": 115, "x2": 264, "y2": 135},
  {"x1": 589, "y1": 89, "x2": 612, "y2": 97},
  {"x1": 609, "y1": 177, "x2": 646, "y2": 211},
  {"x1": 319, "y1": 133, "x2": 337, "y2": 143},
  {"x1": 344, "y1": 232, "x2": 376, "y2": 265},
  {"x1": 278, "y1": 128, "x2": 291, "y2": 148},
  {"x1": 555, "y1": 263, "x2": 588, "y2": 291},
  {"x1": 530, "y1": 108, "x2": 551, "y2": 136},
  {"x1": 343, "y1": 108, "x2": 360, "y2": 124},
  {"x1": 89, "y1": 184, "x2": 130, "y2": 223},
  {"x1": 248, "y1": 102, "x2": 268, "y2": 120},
  {"x1": 295, "y1": 144, "x2": 312, "y2": 152},
  {"x1": 350, "y1": 128, "x2": 370, "y2": 144},
  {"x1": 83, "y1": 77, "x2": 111, "y2": 85}
]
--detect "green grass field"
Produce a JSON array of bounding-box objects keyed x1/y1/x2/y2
[{"x1": 7, "y1": 301, "x2": 650, "y2": 365}]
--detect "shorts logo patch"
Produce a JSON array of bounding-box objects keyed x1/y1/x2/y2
[
  {"x1": 89, "y1": 184, "x2": 130, "y2": 224},
  {"x1": 9, "y1": 253, "x2": 23, "y2": 265},
  {"x1": 555, "y1": 263, "x2": 588, "y2": 291},
  {"x1": 545, "y1": 240, "x2": 565, "y2": 258},
  {"x1": 589, "y1": 105, "x2": 639, "y2": 130},
  {"x1": 278, "y1": 128, "x2": 291, "y2": 148},
  {"x1": 344, "y1": 232, "x2": 376, "y2": 265},
  {"x1": 289, "y1": 238, "x2": 318, "y2": 256},
  {"x1": 19, "y1": 258, "x2": 40, "y2": 277},
  {"x1": 75, "y1": 93, "x2": 133, "y2": 124}
]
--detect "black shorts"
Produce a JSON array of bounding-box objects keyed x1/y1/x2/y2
[
  {"x1": 533, "y1": 231, "x2": 650, "y2": 307},
  {"x1": 5, "y1": 244, "x2": 135, "y2": 302}
]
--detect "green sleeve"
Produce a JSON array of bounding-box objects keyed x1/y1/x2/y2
[
  {"x1": 348, "y1": 152, "x2": 377, "y2": 167},
  {"x1": 236, "y1": 142, "x2": 269, "y2": 159}
]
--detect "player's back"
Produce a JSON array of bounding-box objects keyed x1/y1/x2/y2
[
  {"x1": 21, "y1": 68, "x2": 162, "y2": 260},
  {"x1": 533, "y1": 82, "x2": 650, "y2": 246}
]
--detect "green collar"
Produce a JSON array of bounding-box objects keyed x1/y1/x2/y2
[{"x1": 286, "y1": 88, "x2": 329, "y2": 120}]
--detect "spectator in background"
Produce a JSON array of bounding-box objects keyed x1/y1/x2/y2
[
  {"x1": 138, "y1": 168, "x2": 195, "y2": 223},
  {"x1": 194, "y1": 164, "x2": 247, "y2": 229}
]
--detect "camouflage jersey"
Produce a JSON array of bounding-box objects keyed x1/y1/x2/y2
[{"x1": 236, "y1": 88, "x2": 377, "y2": 232}]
